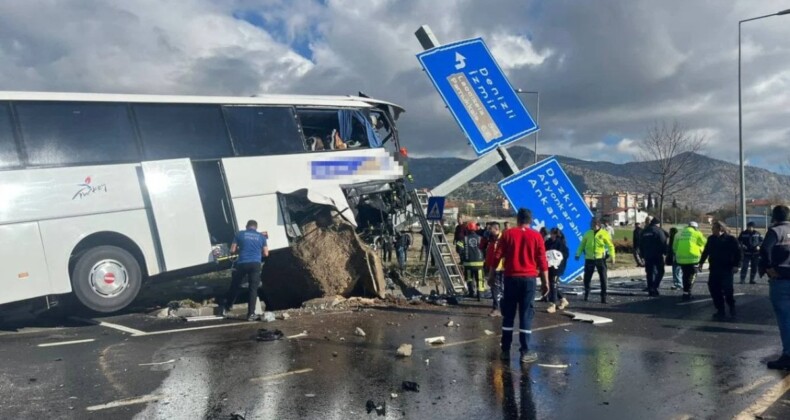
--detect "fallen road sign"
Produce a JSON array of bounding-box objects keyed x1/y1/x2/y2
[{"x1": 498, "y1": 157, "x2": 593, "y2": 283}]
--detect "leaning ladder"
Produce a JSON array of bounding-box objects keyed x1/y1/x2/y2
[{"x1": 411, "y1": 190, "x2": 467, "y2": 295}]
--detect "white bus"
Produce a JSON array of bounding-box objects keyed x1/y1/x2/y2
[{"x1": 0, "y1": 91, "x2": 406, "y2": 313}]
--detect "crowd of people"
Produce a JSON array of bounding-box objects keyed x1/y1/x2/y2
[{"x1": 447, "y1": 205, "x2": 790, "y2": 370}]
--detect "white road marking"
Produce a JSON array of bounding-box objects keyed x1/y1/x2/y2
[
  {"x1": 37, "y1": 338, "x2": 95, "y2": 347},
  {"x1": 730, "y1": 375, "x2": 774, "y2": 395},
  {"x1": 249, "y1": 368, "x2": 313, "y2": 382},
  {"x1": 131, "y1": 322, "x2": 250, "y2": 337},
  {"x1": 676, "y1": 293, "x2": 745, "y2": 306},
  {"x1": 734, "y1": 374, "x2": 790, "y2": 419},
  {"x1": 86, "y1": 394, "x2": 161, "y2": 411},
  {"x1": 70, "y1": 317, "x2": 146, "y2": 336},
  {"x1": 430, "y1": 322, "x2": 573, "y2": 349},
  {"x1": 138, "y1": 359, "x2": 176, "y2": 366}
]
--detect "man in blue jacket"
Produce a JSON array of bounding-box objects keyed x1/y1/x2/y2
[{"x1": 223, "y1": 220, "x2": 269, "y2": 321}]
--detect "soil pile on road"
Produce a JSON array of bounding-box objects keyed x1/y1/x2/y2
[{"x1": 261, "y1": 214, "x2": 386, "y2": 310}]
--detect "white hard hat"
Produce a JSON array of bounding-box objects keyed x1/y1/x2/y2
[{"x1": 689, "y1": 221, "x2": 699, "y2": 228}]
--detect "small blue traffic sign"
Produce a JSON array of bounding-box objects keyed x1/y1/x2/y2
[
  {"x1": 417, "y1": 37, "x2": 539, "y2": 156},
  {"x1": 498, "y1": 158, "x2": 593, "y2": 283},
  {"x1": 426, "y1": 197, "x2": 446, "y2": 221}
]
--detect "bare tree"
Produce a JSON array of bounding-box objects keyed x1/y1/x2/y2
[{"x1": 633, "y1": 122, "x2": 707, "y2": 222}]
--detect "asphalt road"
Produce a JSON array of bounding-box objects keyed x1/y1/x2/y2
[{"x1": 1, "y1": 274, "x2": 789, "y2": 419}]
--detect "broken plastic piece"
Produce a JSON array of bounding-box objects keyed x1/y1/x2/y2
[
  {"x1": 402, "y1": 381, "x2": 420, "y2": 392},
  {"x1": 354, "y1": 327, "x2": 366, "y2": 337},
  {"x1": 424, "y1": 336, "x2": 445, "y2": 345},
  {"x1": 256, "y1": 329, "x2": 284, "y2": 342},
  {"x1": 563, "y1": 311, "x2": 613, "y2": 325}
]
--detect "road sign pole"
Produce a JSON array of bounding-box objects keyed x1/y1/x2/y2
[
  {"x1": 422, "y1": 221, "x2": 436, "y2": 287},
  {"x1": 415, "y1": 25, "x2": 523, "y2": 198}
]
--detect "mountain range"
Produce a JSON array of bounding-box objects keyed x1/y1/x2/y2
[{"x1": 407, "y1": 146, "x2": 790, "y2": 212}]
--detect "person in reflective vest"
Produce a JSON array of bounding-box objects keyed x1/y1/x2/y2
[
  {"x1": 460, "y1": 222, "x2": 485, "y2": 300},
  {"x1": 673, "y1": 221, "x2": 707, "y2": 301},
  {"x1": 576, "y1": 219, "x2": 616, "y2": 303},
  {"x1": 760, "y1": 205, "x2": 790, "y2": 370}
]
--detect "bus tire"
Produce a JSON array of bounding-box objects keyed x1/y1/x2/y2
[{"x1": 70, "y1": 245, "x2": 142, "y2": 313}]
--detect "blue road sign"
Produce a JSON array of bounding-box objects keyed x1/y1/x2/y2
[
  {"x1": 417, "y1": 37, "x2": 539, "y2": 156},
  {"x1": 426, "y1": 197, "x2": 446, "y2": 221},
  {"x1": 498, "y1": 158, "x2": 593, "y2": 283}
]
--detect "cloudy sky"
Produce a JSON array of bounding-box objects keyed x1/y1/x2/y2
[{"x1": 1, "y1": 0, "x2": 788, "y2": 170}]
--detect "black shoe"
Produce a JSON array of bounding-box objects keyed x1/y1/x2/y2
[
  {"x1": 584, "y1": 291, "x2": 589, "y2": 302},
  {"x1": 500, "y1": 349, "x2": 511, "y2": 361},
  {"x1": 713, "y1": 310, "x2": 726, "y2": 321},
  {"x1": 520, "y1": 351, "x2": 538, "y2": 364},
  {"x1": 729, "y1": 306, "x2": 737, "y2": 318},
  {"x1": 767, "y1": 355, "x2": 790, "y2": 370},
  {"x1": 740, "y1": 280, "x2": 745, "y2": 285},
  {"x1": 653, "y1": 289, "x2": 661, "y2": 297}
]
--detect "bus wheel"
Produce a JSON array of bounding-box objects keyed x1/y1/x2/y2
[{"x1": 71, "y1": 245, "x2": 142, "y2": 313}]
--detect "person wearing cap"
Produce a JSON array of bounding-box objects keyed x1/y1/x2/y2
[
  {"x1": 461, "y1": 221, "x2": 485, "y2": 299},
  {"x1": 575, "y1": 218, "x2": 616, "y2": 303},
  {"x1": 640, "y1": 218, "x2": 668, "y2": 296},
  {"x1": 738, "y1": 221, "x2": 763, "y2": 284},
  {"x1": 673, "y1": 221, "x2": 707, "y2": 301},
  {"x1": 223, "y1": 220, "x2": 269, "y2": 321},
  {"x1": 699, "y1": 221, "x2": 742, "y2": 320}
]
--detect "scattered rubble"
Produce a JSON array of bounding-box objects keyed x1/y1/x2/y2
[
  {"x1": 260, "y1": 206, "x2": 386, "y2": 310},
  {"x1": 445, "y1": 320, "x2": 454, "y2": 327},
  {"x1": 277, "y1": 312, "x2": 290, "y2": 320},
  {"x1": 365, "y1": 400, "x2": 386, "y2": 416},
  {"x1": 354, "y1": 327, "x2": 367, "y2": 337},
  {"x1": 287, "y1": 331, "x2": 308, "y2": 339},
  {"x1": 402, "y1": 381, "x2": 420, "y2": 392},
  {"x1": 424, "y1": 336, "x2": 445, "y2": 345},
  {"x1": 396, "y1": 344, "x2": 413, "y2": 358},
  {"x1": 484, "y1": 330, "x2": 495, "y2": 336},
  {"x1": 256, "y1": 329, "x2": 284, "y2": 342},
  {"x1": 262, "y1": 312, "x2": 276, "y2": 323}
]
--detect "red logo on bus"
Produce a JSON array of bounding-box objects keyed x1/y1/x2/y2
[{"x1": 72, "y1": 176, "x2": 108, "y2": 200}]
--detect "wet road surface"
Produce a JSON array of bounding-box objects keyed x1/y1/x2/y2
[{"x1": 2, "y1": 274, "x2": 790, "y2": 419}]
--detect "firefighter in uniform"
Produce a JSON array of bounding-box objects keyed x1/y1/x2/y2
[{"x1": 458, "y1": 222, "x2": 485, "y2": 300}]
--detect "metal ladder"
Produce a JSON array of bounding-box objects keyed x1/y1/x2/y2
[{"x1": 411, "y1": 190, "x2": 467, "y2": 295}]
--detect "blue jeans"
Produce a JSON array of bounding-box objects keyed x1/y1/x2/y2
[
  {"x1": 672, "y1": 264, "x2": 682, "y2": 288},
  {"x1": 741, "y1": 254, "x2": 759, "y2": 282},
  {"x1": 501, "y1": 277, "x2": 536, "y2": 352},
  {"x1": 396, "y1": 248, "x2": 406, "y2": 270},
  {"x1": 770, "y1": 279, "x2": 790, "y2": 357}
]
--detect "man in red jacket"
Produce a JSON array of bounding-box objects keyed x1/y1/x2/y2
[{"x1": 493, "y1": 208, "x2": 550, "y2": 364}]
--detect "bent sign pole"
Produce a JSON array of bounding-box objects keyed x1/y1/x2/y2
[
  {"x1": 415, "y1": 25, "x2": 531, "y2": 197},
  {"x1": 498, "y1": 158, "x2": 593, "y2": 283}
]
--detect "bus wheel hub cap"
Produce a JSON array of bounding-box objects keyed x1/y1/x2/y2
[{"x1": 89, "y1": 260, "x2": 129, "y2": 298}]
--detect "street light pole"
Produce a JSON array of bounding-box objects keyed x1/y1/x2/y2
[
  {"x1": 738, "y1": 8, "x2": 790, "y2": 232},
  {"x1": 516, "y1": 89, "x2": 540, "y2": 164}
]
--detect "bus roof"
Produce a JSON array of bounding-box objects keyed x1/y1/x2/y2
[{"x1": 0, "y1": 91, "x2": 405, "y2": 118}]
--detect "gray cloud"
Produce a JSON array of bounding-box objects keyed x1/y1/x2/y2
[{"x1": 0, "y1": 0, "x2": 788, "y2": 170}]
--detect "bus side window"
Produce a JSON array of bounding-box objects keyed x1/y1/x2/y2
[
  {"x1": 223, "y1": 106, "x2": 304, "y2": 156},
  {"x1": 15, "y1": 101, "x2": 139, "y2": 166},
  {"x1": 0, "y1": 102, "x2": 21, "y2": 169},
  {"x1": 134, "y1": 104, "x2": 233, "y2": 161}
]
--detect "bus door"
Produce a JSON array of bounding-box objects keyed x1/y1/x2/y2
[
  {"x1": 140, "y1": 159, "x2": 213, "y2": 271},
  {"x1": 192, "y1": 160, "x2": 237, "y2": 246}
]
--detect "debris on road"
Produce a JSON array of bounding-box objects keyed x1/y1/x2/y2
[
  {"x1": 402, "y1": 381, "x2": 420, "y2": 392},
  {"x1": 263, "y1": 312, "x2": 276, "y2": 322},
  {"x1": 332, "y1": 352, "x2": 339, "y2": 357},
  {"x1": 277, "y1": 312, "x2": 291, "y2": 320},
  {"x1": 390, "y1": 393, "x2": 398, "y2": 399},
  {"x1": 365, "y1": 400, "x2": 386, "y2": 416},
  {"x1": 445, "y1": 320, "x2": 454, "y2": 327},
  {"x1": 184, "y1": 315, "x2": 224, "y2": 322},
  {"x1": 287, "y1": 331, "x2": 308, "y2": 339},
  {"x1": 354, "y1": 327, "x2": 367, "y2": 337},
  {"x1": 538, "y1": 364, "x2": 569, "y2": 369},
  {"x1": 305, "y1": 394, "x2": 316, "y2": 398},
  {"x1": 260, "y1": 209, "x2": 387, "y2": 310},
  {"x1": 256, "y1": 329, "x2": 284, "y2": 342},
  {"x1": 396, "y1": 344, "x2": 413, "y2": 358},
  {"x1": 138, "y1": 359, "x2": 176, "y2": 367},
  {"x1": 563, "y1": 311, "x2": 613, "y2": 325},
  {"x1": 424, "y1": 336, "x2": 445, "y2": 345},
  {"x1": 484, "y1": 330, "x2": 495, "y2": 336}
]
